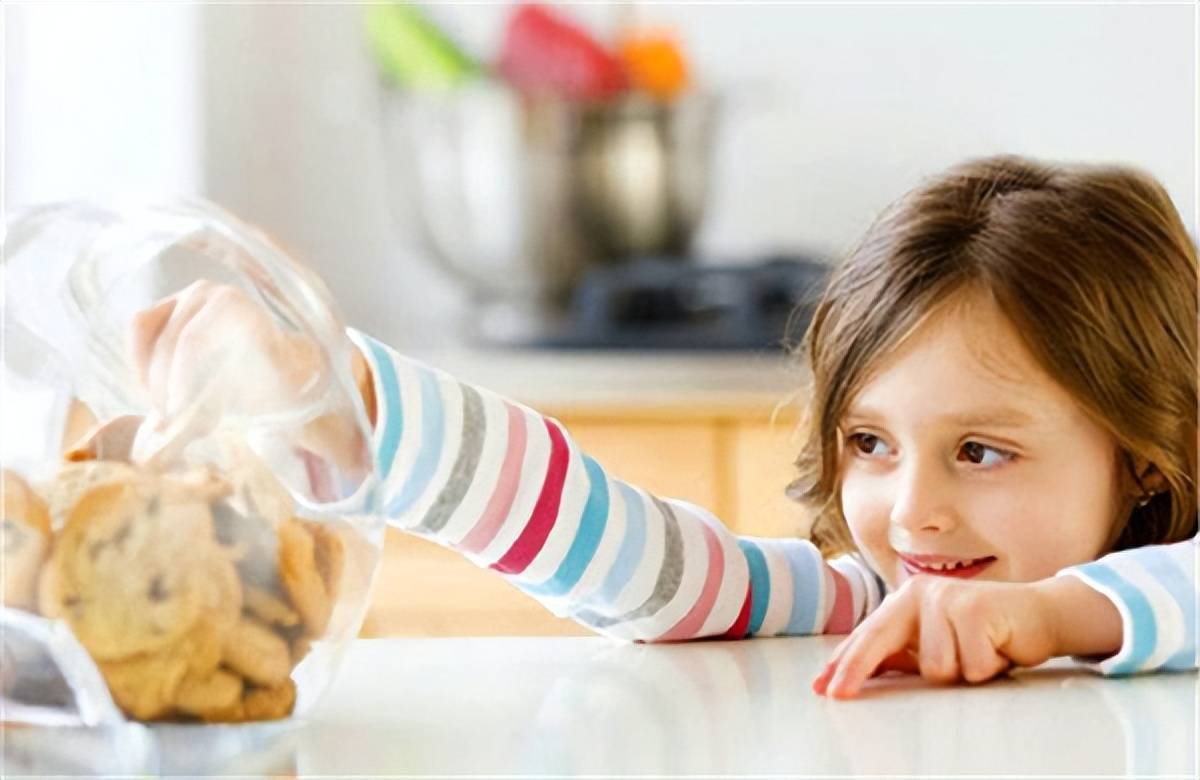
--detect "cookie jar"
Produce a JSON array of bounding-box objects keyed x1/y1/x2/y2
[{"x1": 1, "y1": 201, "x2": 383, "y2": 725}]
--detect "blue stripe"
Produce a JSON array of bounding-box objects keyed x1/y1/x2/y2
[
  {"x1": 738, "y1": 540, "x2": 770, "y2": 636},
  {"x1": 1163, "y1": 646, "x2": 1197, "y2": 671},
  {"x1": 589, "y1": 482, "x2": 647, "y2": 607},
  {"x1": 1134, "y1": 555, "x2": 1197, "y2": 671},
  {"x1": 783, "y1": 541, "x2": 821, "y2": 635},
  {"x1": 385, "y1": 365, "x2": 445, "y2": 517},
  {"x1": 1073, "y1": 563, "x2": 1159, "y2": 675},
  {"x1": 526, "y1": 455, "x2": 609, "y2": 598},
  {"x1": 363, "y1": 337, "x2": 403, "y2": 478}
]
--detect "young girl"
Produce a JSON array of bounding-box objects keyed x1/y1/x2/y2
[{"x1": 131, "y1": 154, "x2": 1197, "y2": 699}]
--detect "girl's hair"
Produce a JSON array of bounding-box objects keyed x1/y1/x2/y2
[{"x1": 788, "y1": 154, "x2": 1198, "y2": 559}]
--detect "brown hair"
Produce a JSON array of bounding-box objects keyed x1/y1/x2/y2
[{"x1": 787, "y1": 154, "x2": 1198, "y2": 559}]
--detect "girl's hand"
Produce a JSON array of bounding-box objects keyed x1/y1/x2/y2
[
  {"x1": 130, "y1": 280, "x2": 322, "y2": 423},
  {"x1": 811, "y1": 575, "x2": 1066, "y2": 699},
  {"x1": 128, "y1": 280, "x2": 374, "y2": 471}
]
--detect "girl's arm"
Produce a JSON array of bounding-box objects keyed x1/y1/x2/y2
[
  {"x1": 348, "y1": 330, "x2": 887, "y2": 641},
  {"x1": 1053, "y1": 535, "x2": 1197, "y2": 675}
]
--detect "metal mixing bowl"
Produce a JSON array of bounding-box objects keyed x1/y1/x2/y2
[{"x1": 381, "y1": 82, "x2": 717, "y2": 311}]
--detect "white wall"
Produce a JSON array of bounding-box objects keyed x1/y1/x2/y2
[
  {"x1": 423, "y1": 1, "x2": 1198, "y2": 256},
  {"x1": 4, "y1": 3, "x2": 203, "y2": 206},
  {"x1": 200, "y1": 2, "x2": 1196, "y2": 347},
  {"x1": 8, "y1": 3, "x2": 1195, "y2": 347}
]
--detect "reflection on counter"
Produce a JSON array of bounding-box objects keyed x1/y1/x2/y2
[
  {"x1": 4, "y1": 637, "x2": 1194, "y2": 776},
  {"x1": 516, "y1": 639, "x2": 1196, "y2": 776}
]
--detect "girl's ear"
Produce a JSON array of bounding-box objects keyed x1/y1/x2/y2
[
  {"x1": 1126, "y1": 454, "x2": 1166, "y2": 499},
  {"x1": 1139, "y1": 466, "x2": 1167, "y2": 495}
]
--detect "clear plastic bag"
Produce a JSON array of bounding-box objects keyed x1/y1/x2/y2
[{"x1": 1, "y1": 201, "x2": 382, "y2": 726}]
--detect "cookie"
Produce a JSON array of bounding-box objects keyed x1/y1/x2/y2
[
  {"x1": 221, "y1": 616, "x2": 291, "y2": 688},
  {"x1": 241, "y1": 678, "x2": 297, "y2": 721},
  {"x1": 99, "y1": 647, "x2": 191, "y2": 721},
  {"x1": 211, "y1": 503, "x2": 282, "y2": 591},
  {"x1": 201, "y1": 540, "x2": 244, "y2": 634},
  {"x1": 98, "y1": 614, "x2": 224, "y2": 721},
  {"x1": 42, "y1": 479, "x2": 217, "y2": 660},
  {"x1": 202, "y1": 439, "x2": 295, "y2": 592},
  {"x1": 41, "y1": 460, "x2": 143, "y2": 530},
  {"x1": 1, "y1": 470, "x2": 52, "y2": 610},
  {"x1": 200, "y1": 436, "x2": 293, "y2": 529},
  {"x1": 243, "y1": 584, "x2": 301, "y2": 629},
  {"x1": 174, "y1": 668, "x2": 244, "y2": 720},
  {"x1": 290, "y1": 636, "x2": 313, "y2": 667},
  {"x1": 310, "y1": 521, "x2": 346, "y2": 605},
  {"x1": 278, "y1": 518, "x2": 347, "y2": 638}
]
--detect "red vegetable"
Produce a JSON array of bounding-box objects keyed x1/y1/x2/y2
[{"x1": 497, "y1": 4, "x2": 627, "y2": 101}]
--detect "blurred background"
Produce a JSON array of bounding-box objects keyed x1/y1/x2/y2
[
  {"x1": 7, "y1": 1, "x2": 1195, "y2": 349},
  {"x1": 5, "y1": 1, "x2": 1196, "y2": 635}
]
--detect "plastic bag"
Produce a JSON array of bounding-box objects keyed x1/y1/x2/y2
[{"x1": 1, "y1": 201, "x2": 382, "y2": 725}]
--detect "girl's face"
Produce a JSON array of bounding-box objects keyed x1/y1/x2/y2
[{"x1": 838, "y1": 292, "x2": 1137, "y2": 590}]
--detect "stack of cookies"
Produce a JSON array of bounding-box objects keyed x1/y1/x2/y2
[{"x1": 0, "y1": 431, "x2": 345, "y2": 723}]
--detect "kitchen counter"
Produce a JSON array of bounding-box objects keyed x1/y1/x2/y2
[
  {"x1": 7, "y1": 636, "x2": 1195, "y2": 776},
  {"x1": 406, "y1": 347, "x2": 804, "y2": 415}
]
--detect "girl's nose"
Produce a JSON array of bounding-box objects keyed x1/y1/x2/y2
[{"x1": 887, "y1": 460, "x2": 956, "y2": 535}]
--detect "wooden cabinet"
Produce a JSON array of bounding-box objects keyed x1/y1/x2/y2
[
  {"x1": 360, "y1": 403, "x2": 804, "y2": 638},
  {"x1": 731, "y1": 421, "x2": 813, "y2": 540}
]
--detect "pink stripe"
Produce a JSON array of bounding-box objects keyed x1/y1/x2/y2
[
  {"x1": 457, "y1": 402, "x2": 526, "y2": 555},
  {"x1": 824, "y1": 566, "x2": 856, "y2": 634},
  {"x1": 490, "y1": 419, "x2": 569, "y2": 575},
  {"x1": 658, "y1": 520, "x2": 725, "y2": 641}
]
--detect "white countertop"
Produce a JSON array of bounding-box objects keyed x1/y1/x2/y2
[
  {"x1": 7, "y1": 636, "x2": 1194, "y2": 776},
  {"x1": 405, "y1": 348, "x2": 803, "y2": 411}
]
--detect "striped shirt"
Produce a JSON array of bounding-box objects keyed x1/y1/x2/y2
[{"x1": 350, "y1": 330, "x2": 1197, "y2": 671}]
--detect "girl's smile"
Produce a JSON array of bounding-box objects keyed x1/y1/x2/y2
[{"x1": 838, "y1": 289, "x2": 1136, "y2": 592}]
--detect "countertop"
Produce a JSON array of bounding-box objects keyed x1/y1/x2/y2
[
  {"x1": 404, "y1": 347, "x2": 803, "y2": 414},
  {"x1": 7, "y1": 636, "x2": 1195, "y2": 776}
]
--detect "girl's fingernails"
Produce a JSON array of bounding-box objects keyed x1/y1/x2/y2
[
  {"x1": 826, "y1": 673, "x2": 842, "y2": 697},
  {"x1": 828, "y1": 669, "x2": 855, "y2": 698}
]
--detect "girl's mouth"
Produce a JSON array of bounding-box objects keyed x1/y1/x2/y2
[{"x1": 899, "y1": 555, "x2": 997, "y2": 579}]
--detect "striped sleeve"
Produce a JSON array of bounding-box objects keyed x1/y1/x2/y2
[
  {"x1": 347, "y1": 329, "x2": 887, "y2": 642},
  {"x1": 1056, "y1": 535, "x2": 1198, "y2": 675}
]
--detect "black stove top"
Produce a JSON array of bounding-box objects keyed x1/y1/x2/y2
[{"x1": 527, "y1": 256, "x2": 829, "y2": 351}]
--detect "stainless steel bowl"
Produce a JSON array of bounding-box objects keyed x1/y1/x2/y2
[{"x1": 381, "y1": 83, "x2": 717, "y2": 311}]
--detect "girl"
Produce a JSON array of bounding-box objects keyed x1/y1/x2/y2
[{"x1": 131, "y1": 154, "x2": 1197, "y2": 699}]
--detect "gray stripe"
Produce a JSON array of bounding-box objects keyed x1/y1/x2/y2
[
  {"x1": 575, "y1": 497, "x2": 684, "y2": 630},
  {"x1": 416, "y1": 384, "x2": 486, "y2": 533}
]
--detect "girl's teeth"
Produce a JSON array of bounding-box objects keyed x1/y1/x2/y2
[{"x1": 922, "y1": 559, "x2": 980, "y2": 571}]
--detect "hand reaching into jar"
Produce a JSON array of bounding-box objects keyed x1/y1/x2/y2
[{"x1": 126, "y1": 280, "x2": 375, "y2": 476}]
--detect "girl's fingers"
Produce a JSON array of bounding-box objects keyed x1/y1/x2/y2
[
  {"x1": 825, "y1": 632, "x2": 856, "y2": 666},
  {"x1": 918, "y1": 595, "x2": 960, "y2": 684},
  {"x1": 825, "y1": 599, "x2": 916, "y2": 698},
  {"x1": 147, "y1": 283, "x2": 212, "y2": 411},
  {"x1": 871, "y1": 648, "x2": 919, "y2": 677},
  {"x1": 162, "y1": 296, "x2": 235, "y2": 419},
  {"x1": 813, "y1": 603, "x2": 891, "y2": 695},
  {"x1": 128, "y1": 296, "x2": 177, "y2": 388},
  {"x1": 814, "y1": 631, "x2": 868, "y2": 696},
  {"x1": 952, "y1": 611, "x2": 1013, "y2": 684},
  {"x1": 811, "y1": 664, "x2": 834, "y2": 695},
  {"x1": 812, "y1": 645, "x2": 846, "y2": 694}
]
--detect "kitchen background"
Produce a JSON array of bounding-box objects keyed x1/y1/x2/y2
[
  {"x1": 7, "y1": 1, "x2": 1196, "y2": 349},
  {"x1": 5, "y1": 1, "x2": 1197, "y2": 636}
]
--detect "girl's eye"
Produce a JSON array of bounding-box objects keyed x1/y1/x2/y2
[
  {"x1": 847, "y1": 433, "x2": 890, "y2": 457},
  {"x1": 958, "y1": 441, "x2": 1015, "y2": 468}
]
